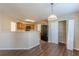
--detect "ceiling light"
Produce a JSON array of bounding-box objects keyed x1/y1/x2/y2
[
  {"x1": 25, "y1": 19, "x2": 35, "y2": 22},
  {"x1": 48, "y1": 14, "x2": 57, "y2": 19},
  {"x1": 48, "y1": 3, "x2": 57, "y2": 20}
]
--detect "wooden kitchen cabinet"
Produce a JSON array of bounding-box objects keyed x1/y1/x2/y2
[
  {"x1": 17, "y1": 22, "x2": 26, "y2": 30},
  {"x1": 17, "y1": 22, "x2": 36, "y2": 30}
]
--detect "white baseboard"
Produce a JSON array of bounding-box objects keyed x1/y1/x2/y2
[
  {"x1": 48, "y1": 41, "x2": 58, "y2": 44},
  {"x1": 48, "y1": 41, "x2": 52, "y2": 43},
  {"x1": 74, "y1": 48, "x2": 79, "y2": 51},
  {"x1": 0, "y1": 48, "x2": 30, "y2": 50},
  {"x1": 0, "y1": 44, "x2": 40, "y2": 50},
  {"x1": 28, "y1": 43, "x2": 40, "y2": 49},
  {"x1": 59, "y1": 41, "x2": 66, "y2": 44}
]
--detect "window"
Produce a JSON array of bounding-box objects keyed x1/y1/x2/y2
[
  {"x1": 37, "y1": 24, "x2": 41, "y2": 32},
  {"x1": 11, "y1": 22, "x2": 16, "y2": 31}
]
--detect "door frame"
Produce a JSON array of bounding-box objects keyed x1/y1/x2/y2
[{"x1": 58, "y1": 20, "x2": 67, "y2": 44}]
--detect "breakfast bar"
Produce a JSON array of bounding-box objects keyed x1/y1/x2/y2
[{"x1": 0, "y1": 31, "x2": 40, "y2": 50}]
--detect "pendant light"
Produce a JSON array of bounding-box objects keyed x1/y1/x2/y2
[{"x1": 48, "y1": 3, "x2": 57, "y2": 20}]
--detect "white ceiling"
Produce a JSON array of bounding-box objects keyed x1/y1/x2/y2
[
  {"x1": 53, "y1": 3, "x2": 79, "y2": 16},
  {"x1": 0, "y1": 3, "x2": 79, "y2": 21}
]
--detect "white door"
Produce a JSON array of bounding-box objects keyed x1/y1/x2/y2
[{"x1": 67, "y1": 20, "x2": 74, "y2": 50}]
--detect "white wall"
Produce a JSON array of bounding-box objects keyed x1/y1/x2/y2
[
  {"x1": 48, "y1": 20, "x2": 58, "y2": 44},
  {"x1": 1, "y1": 17, "x2": 12, "y2": 32},
  {"x1": 0, "y1": 31, "x2": 40, "y2": 50},
  {"x1": 0, "y1": 13, "x2": 20, "y2": 32},
  {"x1": 15, "y1": 31, "x2": 40, "y2": 49},
  {"x1": 74, "y1": 14, "x2": 79, "y2": 50},
  {"x1": 0, "y1": 14, "x2": 2, "y2": 32},
  {"x1": 67, "y1": 20, "x2": 74, "y2": 50},
  {"x1": 0, "y1": 32, "x2": 14, "y2": 48}
]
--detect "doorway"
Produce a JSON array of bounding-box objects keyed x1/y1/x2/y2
[
  {"x1": 58, "y1": 20, "x2": 67, "y2": 45},
  {"x1": 41, "y1": 25, "x2": 48, "y2": 41}
]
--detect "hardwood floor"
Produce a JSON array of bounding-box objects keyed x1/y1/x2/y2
[{"x1": 0, "y1": 40, "x2": 78, "y2": 56}]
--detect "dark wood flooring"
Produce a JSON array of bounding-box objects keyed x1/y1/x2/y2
[{"x1": 0, "y1": 40, "x2": 79, "y2": 56}]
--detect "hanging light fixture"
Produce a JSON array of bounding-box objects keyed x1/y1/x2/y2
[{"x1": 48, "y1": 3, "x2": 57, "y2": 20}]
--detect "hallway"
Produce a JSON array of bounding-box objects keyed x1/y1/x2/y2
[{"x1": 0, "y1": 41, "x2": 78, "y2": 56}]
